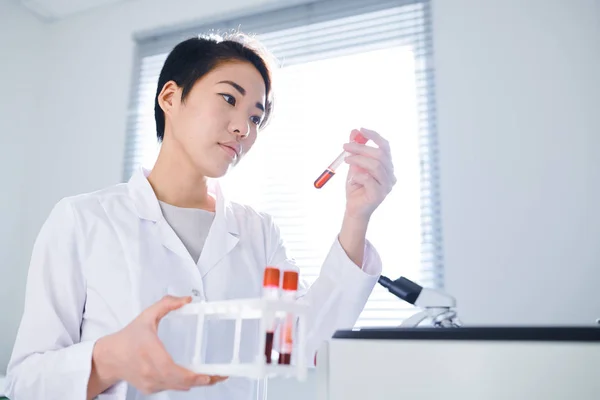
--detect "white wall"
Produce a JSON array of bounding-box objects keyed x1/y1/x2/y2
[
  {"x1": 1, "y1": 0, "x2": 600, "y2": 397},
  {"x1": 434, "y1": 0, "x2": 600, "y2": 325},
  {"x1": 0, "y1": 0, "x2": 46, "y2": 375}
]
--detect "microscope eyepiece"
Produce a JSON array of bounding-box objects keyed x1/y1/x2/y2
[{"x1": 378, "y1": 275, "x2": 422, "y2": 305}]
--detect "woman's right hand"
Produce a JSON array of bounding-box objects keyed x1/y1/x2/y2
[{"x1": 88, "y1": 295, "x2": 227, "y2": 398}]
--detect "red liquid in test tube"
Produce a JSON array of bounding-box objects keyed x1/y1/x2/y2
[
  {"x1": 314, "y1": 132, "x2": 369, "y2": 189},
  {"x1": 262, "y1": 266, "x2": 280, "y2": 363},
  {"x1": 278, "y1": 270, "x2": 299, "y2": 365}
]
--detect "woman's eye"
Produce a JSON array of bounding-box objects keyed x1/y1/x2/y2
[
  {"x1": 250, "y1": 116, "x2": 262, "y2": 126},
  {"x1": 221, "y1": 94, "x2": 236, "y2": 106}
]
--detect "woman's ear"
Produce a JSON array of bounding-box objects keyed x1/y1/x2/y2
[{"x1": 157, "y1": 81, "x2": 180, "y2": 117}]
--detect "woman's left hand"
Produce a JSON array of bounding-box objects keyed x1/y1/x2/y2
[{"x1": 343, "y1": 128, "x2": 396, "y2": 222}]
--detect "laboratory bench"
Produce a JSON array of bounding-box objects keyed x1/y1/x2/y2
[{"x1": 317, "y1": 326, "x2": 600, "y2": 400}]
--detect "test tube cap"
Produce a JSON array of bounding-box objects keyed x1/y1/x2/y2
[
  {"x1": 263, "y1": 266, "x2": 281, "y2": 288},
  {"x1": 354, "y1": 132, "x2": 368, "y2": 145},
  {"x1": 282, "y1": 270, "x2": 299, "y2": 291}
]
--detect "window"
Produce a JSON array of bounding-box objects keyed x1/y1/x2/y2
[{"x1": 123, "y1": 0, "x2": 443, "y2": 327}]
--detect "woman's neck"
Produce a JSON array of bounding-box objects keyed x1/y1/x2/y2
[{"x1": 147, "y1": 140, "x2": 216, "y2": 211}]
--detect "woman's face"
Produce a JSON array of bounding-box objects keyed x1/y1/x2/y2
[{"x1": 160, "y1": 60, "x2": 267, "y2": 178}]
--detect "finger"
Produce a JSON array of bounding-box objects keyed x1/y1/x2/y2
[
  {"x1": 345, "y1": 155, "x2": 388, "y2": 186},
  {"x1": 208, "y1": 375, "x2": 229, "y2": 384},
  {"x1": 183, "y1": 374, "x2": 228, "y2": 388},
  {"x1": 143, "y1": 295, "x2": 192, "y2": 325},
  {"x1": 349, "y1": 129, "x2": 363, "y2": 143},
  {"x1": 183, "y1": 370, "x2": 213, "y2": 388},
  {"x1": 163, "y1": 361, "x2": 212, "y2": 390},
  {"x1": 349, "y1": 173, "x2": 380, "y2": 195},
  {"x1": 147, "y1": 343, "x2": 191, "y2": 391},
  {"x1": 343, "y1": 142, "x2": 394, "y2": 175},
  {"x1": 139, "y1": 358, "x2": 163, "y2": 394},
  {"x1": 358, "y1": 127, "x2": 391, "y2": 155}
]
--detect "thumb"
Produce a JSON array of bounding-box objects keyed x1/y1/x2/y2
[
  {"x1": 349, "y1": 128, "x2": 368, "y2": 144},
  {"x1": 144, "y1": 295, "x2": 192, "y2": 325},
  {"x1": 349, "y1": 128, "x2": 361, "y2": 142}
]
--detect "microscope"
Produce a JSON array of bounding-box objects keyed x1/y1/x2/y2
[{"x1": 378, "y1": 275, "x2": 462, "y2": 328}]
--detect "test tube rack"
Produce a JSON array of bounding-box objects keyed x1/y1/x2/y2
[{"x1": 170, "y1": 297, "x2": 309, "y2": 381}]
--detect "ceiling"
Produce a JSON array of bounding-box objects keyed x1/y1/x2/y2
[{"x1": 18, "y1": 0, "x2": 130, "y2": 21}]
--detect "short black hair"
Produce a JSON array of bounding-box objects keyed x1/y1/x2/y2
[{"x1": 154, "y1": 32, "x2": 275, "y2": 142}]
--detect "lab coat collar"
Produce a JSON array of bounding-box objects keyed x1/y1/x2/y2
[
  {"x1": 127, "y1": 167, "x2": 241, "y2": 285},
  {"x1": 127, "y1": 167, "x2": 240, "y2": 237}
]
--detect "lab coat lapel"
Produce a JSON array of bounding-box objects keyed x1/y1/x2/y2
[
  {"x1": 155, "y1": 218, "x2": 192, "y2": 260},
  {"x1": 198, "y1": 180, "x2": 239, "y2": 277},
  {"x1": 127, "y1": 168, "x2": 198, "y2": 261},
  {"x1": 128, "y1": 168, "x2": 240, "y2": 271}
]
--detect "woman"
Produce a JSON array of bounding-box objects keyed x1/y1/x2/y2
[{"x1": 5, "y1": 33, "x2": 396, "y2": 400}]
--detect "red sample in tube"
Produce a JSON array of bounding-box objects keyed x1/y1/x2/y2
[
  {"x1": 263, "y1": 266, "x2": 280, "y2": 364},
  {"x1": 314, "y1": 169, "x2": 335, "y2": 189},
  {"x1": 313, "y1": 132, "x2": 368, "y2": 189},
  {"x1": 278, "y1": 270, "x2": 299, "y2": 365}
]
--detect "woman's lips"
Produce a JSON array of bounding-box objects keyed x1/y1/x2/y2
[{"x1": 219, "y1": 143, "x2": 238, "y2": 159}]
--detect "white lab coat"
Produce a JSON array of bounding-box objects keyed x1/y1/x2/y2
[{"x1": 4, "y1": 168, "x2": 381, "y2": 400}]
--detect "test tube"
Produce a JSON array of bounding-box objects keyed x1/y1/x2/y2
[
  {"x1": 313, "y1": 132, "x2": 369, "y2": 189},
  {"x1": 278, "y1": 270, "x2": 299, "y2": 365},
  {"x1": 263, "y1": 266, "x2": 280, "y2": 364}
]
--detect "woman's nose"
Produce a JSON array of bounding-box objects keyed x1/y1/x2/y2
[{"x1": 230, "y1": 119, "x2": 250, "y2": 138}]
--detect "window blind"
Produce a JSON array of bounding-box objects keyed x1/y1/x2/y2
[{"x1": 123, "y1": 0, "x2": 443, "y2": 327}]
